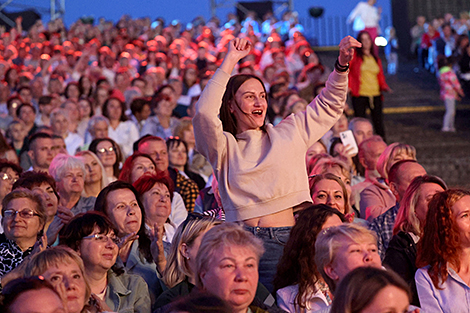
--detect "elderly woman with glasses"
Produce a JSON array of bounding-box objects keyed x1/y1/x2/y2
[
  {"x1": 61, "y1": 212, "x2": 151, "y2": 313},
  {"x1": 0, "y1": 188, "x2": 46, "y2": 279},
  {"x1": 49, "y1": 154, "x2": 96, "y2": 216}
]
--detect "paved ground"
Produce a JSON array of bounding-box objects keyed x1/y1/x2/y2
[{"x1": 317, "y1": 50, "x2": 470, "y2": 188}]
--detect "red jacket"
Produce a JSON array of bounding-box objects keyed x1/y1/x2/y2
[{"x1": 348, "y1": 55, "x2": 389, "y2": 97}]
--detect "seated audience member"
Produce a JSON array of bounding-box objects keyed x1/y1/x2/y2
[
  {"x1": 167, "y1": 137, "x2": 206, "y2": 190},
  {"x1": 94, "y1": 181, "x2": 163, "y2": 309},
  {"x1": 75, "y1": 150, "x2": 108, "y2": 197},
  {"x1": 309, "y1": 173, "x2": 351, "y2": 217},
  {"x1": 415, "y1": 189, "x2": 470, "y2": 313},
  {"x1": 141, "y1": 89, "x2": 180, "y2": 139},
  {"x1": 119, "y1": 151, "x2": 188, "y2": 222},
  {"x1": 130, "y1": 97, "x2": 152, "y2": 133},
  {"x1": 84, "y1": 115, "x2": 110, "y2": 146},
  {"x1": 314, "y1": 223, "x2": 382, "y2": 300},
  {"x1": 103, "y1": 96, "x2": 139, "y2": 158},
  {"x1": 330, "y1": 267, "x2": 412, "y2": 313},
  {"x1": 274, "y1": 205, "x2": 345, "y2": 313},
  {"x1": 12, "y1": 171, "x2": 68, "y2": 245},
  {"x1": 138, "y1": 136, "x2": 199, "y2": 212},
  {"x1": 25, "y1": 132, "x2": 54, "y2": 172},
  {"x1": 0, "y1": 189, "x2": 46, "y2": 279},
  {"x1": 133, "y1": 173, "x2": 188, "y2": 248},
  {"x1": 369, "y1": 160, "x2": 426, "y2": 259},
  {"x1": 384, "y1": 175, "x2": 446, "y2": 307},
  {"x1": 60, "y1": 212, "x2": 151, "y2": 313},
  {"x1": 306, "y1": 140, "x2": 327, "y2": 167},
  {"x1": 119, "y1": 151, "x2": 157, "y2": 184},
  {"x1": 77, "y1": 97, "x2": 94, "y2": 138},
  {"x1": 0, "y1": 161, "x2": 22, "y2": 216},
  {"x1": 16, "y1": 103, "x2": 37, "y2": 137},
  {"x1": 348, "y1": 117, "x2": 374, "y2": 146},
  {"x1": 360, "y1": 142, "x2": 417, "y2": 221},
  {"x1": 7, "y1": 120, "x2": 27, "y2": 156},
  {"x1": 35, "y1": 95, "x2": 53, "y2": 127},
  {"x1": 0, "y1": 132, "x2": 18, "y2": 164},
  {"x1": 174, "y1": 117, "x2": 212, "y2": 183},
  {"x1": 89, "y1": 137, "x2": 122, "y2": 183},
  {"x1": 352, "y1": 136, "x2": 387, "y2": 220},
  {"x1": 51, "y1": 134, "x2": 68, "y2": 157},
  {"x1": 195, "y1": 223, "x2": 280, "y2": 313},
  {"x1": 0, "y1": 276, "x2": 66, "y2": 313},
  {"x1": 23, "y1": 246, "x2": 104, "y2": 313},
  {"x1": 155, "y1": 215, "x2": 222, "y2": 309},
  {"x1": 50, "y1": 109, "x2": 84, "y2": 155},
  {"x1": 49, "y1": 153, "x2": 96, "y2": 215}
]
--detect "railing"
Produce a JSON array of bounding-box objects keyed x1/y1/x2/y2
[{"x1": 299, "y1": 14, "x2": 391, "y2": 47}]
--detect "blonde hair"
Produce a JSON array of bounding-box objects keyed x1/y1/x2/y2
[
  {"x1": 75, "y1": 150, "x2": 109, "y2": 193},
  {"x1": 24, "y1": 246, "x2": 91, "y2": 303},
  {"x1": 309, "y1": 173, "x2": 350, "y2": 214},
  {"x1": 376, "y1": 143, "x2": 416, "y2": 181},
  {"x1": 314, "y1": 223, "x2": 377, "y2": 292},
  {"x1": 195, "y1": 223, "x2": 264, "y2": 288},
  {"x1": 163, "y1": 217, "x2": 222, "y2": 288}
]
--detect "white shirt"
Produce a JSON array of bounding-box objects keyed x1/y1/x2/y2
[
  {"x1": 64, "y1": 132, "x2": 84, "y2": 155},
  {"x1": 108, "y1": 120, "x2": 139, "y2": 158},
  {"x1": 348, "y1": 2, "x2": 380, "y2": 29}
]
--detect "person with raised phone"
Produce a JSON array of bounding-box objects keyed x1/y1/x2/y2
[{"x1": 193, "y1": 36, "x2": 361, "y2": 292}]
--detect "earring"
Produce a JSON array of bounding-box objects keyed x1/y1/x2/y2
[{"x1": 186, "y1": 256, "x2": 190, "y2": 260}]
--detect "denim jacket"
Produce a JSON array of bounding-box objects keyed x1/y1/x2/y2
[{"x1": 105, "y1": 269, "x2": 151, "y2": 313}]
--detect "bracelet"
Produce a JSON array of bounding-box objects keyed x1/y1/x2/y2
[{"x1": 335, "y1": 59, "x2": 349, "y2": 72}]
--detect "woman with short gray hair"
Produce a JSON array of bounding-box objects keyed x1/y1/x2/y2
[{"x1": 49, "y1": 153, "x2": 95, "y2": 215}]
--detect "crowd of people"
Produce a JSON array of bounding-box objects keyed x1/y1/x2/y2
[
  {"x1": 410, "y1": 11, "x2": 470, "y2": 132},
  {"x1": 0, "y1": 7, "x2": 467, "y2": 313}
]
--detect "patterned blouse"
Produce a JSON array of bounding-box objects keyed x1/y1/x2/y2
[{"x1": 0, "y1": 239, "x2": 34, "y2": 279}]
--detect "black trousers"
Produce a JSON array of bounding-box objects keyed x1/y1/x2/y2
[{"x1": 351, "y1": 95, "x2": 385, "y2": 139}]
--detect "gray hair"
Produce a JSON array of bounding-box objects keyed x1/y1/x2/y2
[
  {"x1": 348, "y1": 117, "x2": 372, "y2": 131},
  {"x1": 50, "y1": 108, "x2": 68, "y2": 123},
  {"x1": 195, "y1": 223, "x2": 264, "y2": 288},
  {"x1": 314, "y1": 223, "x2": 377, "y2": 292},
  {"x1": 87, "y1": 115, "x2": 110, "y2": 132},
  {"x1": 48, "y1": 153, "x2": 86, "y2": 181}
]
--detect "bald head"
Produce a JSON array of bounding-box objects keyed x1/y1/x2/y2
[{"x1": 389, "y1": 161, "x2": 427, "y2": 201}]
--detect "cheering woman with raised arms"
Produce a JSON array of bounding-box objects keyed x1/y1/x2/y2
[{"x1": 193, "y1": 36, "x2": 361, "y2": 291}]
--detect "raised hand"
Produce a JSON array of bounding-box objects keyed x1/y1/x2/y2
[
  {"x1": 149, "y1": 223, "x2": 166, "y2": 275},
  {"x1": 117, "y1": 231, "x2": 139, "y2": 250},
  {"x1": 220, "y1": 38, "x2": 252, "y2": 74},
  {"x1": 338, "y1": 36, "x2": 362, "y2": 66}
]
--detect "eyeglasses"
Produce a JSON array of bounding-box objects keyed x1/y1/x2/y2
[
  {"x1": 97, "y1": 146, "x2": 114, "y2": 154},
  {"x1": 3, "y1": 209, "x2": 40, "y2": 219},
  {"x1": 1, "y1": 173, "x2": 18, "y2": 184},
  {"x1": 82, "y1": 233, "x2": 120, "y2": 245}
]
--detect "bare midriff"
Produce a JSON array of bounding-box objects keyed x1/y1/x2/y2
[{"x1": 243, "y1": 208, "x2": 295, "y2": 227}]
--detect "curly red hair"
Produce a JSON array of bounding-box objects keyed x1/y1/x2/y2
[{"x1": 416, "y1": 189, "x2": 470, "y2": 289}]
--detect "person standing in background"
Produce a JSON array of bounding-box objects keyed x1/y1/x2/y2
[{"x1": 347, "y1": 0, "x2": 381, "y2": 55}]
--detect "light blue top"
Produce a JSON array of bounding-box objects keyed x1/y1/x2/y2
[{"x1": 416, "y1": 265, "x2": 470, "y2": 313}]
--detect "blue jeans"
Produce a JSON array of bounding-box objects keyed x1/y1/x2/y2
[{"x1": 244, "y1": 225, "x2": 292, "y2": 293}]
